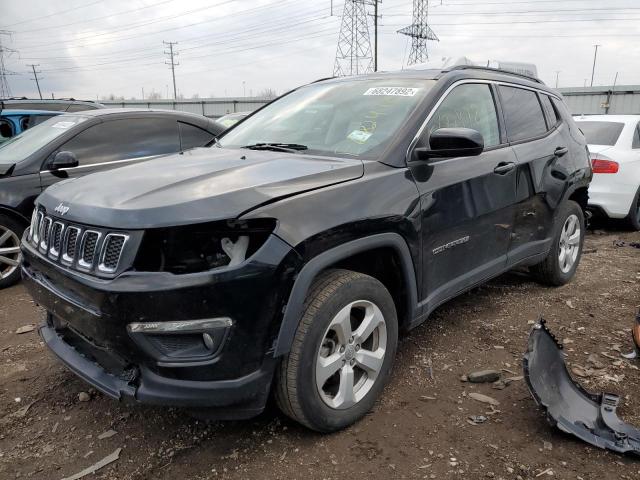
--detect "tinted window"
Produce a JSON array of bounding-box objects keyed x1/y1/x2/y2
[
  {"x1": 499, "y1": 86, "x2": 547, "y2": 141},
  {"x1": 575, "y1": 121, "x2": 624, "y2": 146},
  {"x1": 60, "y1": 118, "x2": 179, "y2": 165},
  {"x1": 20, "y1": 114, "x2": 57, "y2": 131},
  {"x1": 426, "y1": 83, "x2": 500, "y2": 147},
  {"x1": 66, "y1": 104, "x2": 98, "y2": 112},
  {"x1": 633, "y1": 123, "x2": 640, "y2": 149},
  {"x1": 0, "y1": 119, "x2": 14, "y2": 143},
  {"x1": 179, "y1": 122, "x2": 216, "y2": 150},
  {"x1": 539, "y1": 95, "x2": 559, "y2": 129}
]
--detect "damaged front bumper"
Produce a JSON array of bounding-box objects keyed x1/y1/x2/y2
[{"x1": 523, "y1": 319, "x2": 640, "y2": 456}]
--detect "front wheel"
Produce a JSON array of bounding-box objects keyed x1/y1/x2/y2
[
  {"x1": 530, "y1": 200, "x2": 585, "y2": 286},
  {"x1": 275, "y1": 269, "x2": 398, "y2": 432},
  {"x1": 0, "y1": 214, "x2": 25, "y2": 289}
]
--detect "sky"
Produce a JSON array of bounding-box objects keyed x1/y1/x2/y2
[{"x1": 1, "y1": 0, "x2": 640, "y2": 100}]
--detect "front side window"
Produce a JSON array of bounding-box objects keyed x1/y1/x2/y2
[
  {"x1": 499, "y1": 86, "x2": 547, "y2": 142},
  {"x1": 179, "y1": 122, "x2": 216, "y2": 150},
  {"x1": 218, "y1": 79, "x2": 436, "y2": 159},
  {"x1": 59, "y1": 118, "x2": 180, "y2": 166},
  {"x1": 426, "y1": 83, "x2": 500, "y2": 148}
]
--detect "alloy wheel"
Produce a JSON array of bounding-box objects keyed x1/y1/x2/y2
[
  {"x1": 315, "y1": 300, "x2": 387, "y2": 410},
  {"x1": 558, "y1": 214, "x2": 581, "y2": 274},
  {"x1": 0, "y1": 225, "x2": 22, "y2": 281}
]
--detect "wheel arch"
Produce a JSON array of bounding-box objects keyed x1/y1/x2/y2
[
  {"x1": 272, "y1": 233, "x2": 419, "y2": 357},
  {"x1": 0, "y1": 206, "x2": 30, "y2": 227}
]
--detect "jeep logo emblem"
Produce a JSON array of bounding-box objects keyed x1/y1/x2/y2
[{"x1": 54, "y1": 203, "x2": 70, "y2": 216}]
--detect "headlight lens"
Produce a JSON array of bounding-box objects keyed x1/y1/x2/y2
[{"x1": 133, "y1": 218, "x2": 276, "y2": 274}]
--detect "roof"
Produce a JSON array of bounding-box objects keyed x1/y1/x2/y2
[
  {"x1": 61, "y1": 107, "x2": 210, "y2": 119},
  {"x1": 1, "y1": 109, "x2": 62, "y2": 116}
]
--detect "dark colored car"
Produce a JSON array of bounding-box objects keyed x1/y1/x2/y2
[
  {"x1": 1, "y1": 97, "x2": 105, "y2": 112},
  {"x1": 0, "y1": 109, "x2": 63, "y2": 144},
  {"x1": 21, "y1": 66, "x2": 591, "y2": 432},
  {"x1": 0, "y1": 109, "x2": 224, "y2": 287}
]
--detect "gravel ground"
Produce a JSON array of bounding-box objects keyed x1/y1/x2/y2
[{"x1": 0, "y1": 228, "x2": 639, "y2": 480}]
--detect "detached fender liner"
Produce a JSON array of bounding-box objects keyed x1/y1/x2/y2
[{"x1": 523, "y1": 319, "x2": 640, "y2": 456}]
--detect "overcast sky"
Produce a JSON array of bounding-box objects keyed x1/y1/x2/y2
[{"x1": 2, "y1": 0, "x2": 640, "y2": 100}]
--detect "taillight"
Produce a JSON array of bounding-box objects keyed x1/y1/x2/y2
[{"x1": 591, "y1": 158, "x2": 619, "y2": 174}]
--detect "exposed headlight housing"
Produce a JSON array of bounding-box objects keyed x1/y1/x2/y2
[{"x1": 133, "y1": 218, "x2": 276, "y2": 274}]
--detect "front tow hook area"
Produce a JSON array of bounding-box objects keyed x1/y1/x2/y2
[{"x1": 523, "y1": 318, "x2": 640, "y2": 456}]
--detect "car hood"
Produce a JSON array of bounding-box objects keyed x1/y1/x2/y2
[{"x1": 38, "y1": 147, "x2": 364, "y2": 229}]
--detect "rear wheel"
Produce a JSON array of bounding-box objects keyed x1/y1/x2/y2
[
  {"x1": 627, "y1": 188, "x2": 640, "y2": 231},
  {"x1": 275, "y1": 269, "x2": 398, "y2": 432},
  {"x1": 0, "y1": 214, "x2": 25, "y2": 289},
  {"x1": 530, "y1": 200, "x2": 585, "y2": 286}
]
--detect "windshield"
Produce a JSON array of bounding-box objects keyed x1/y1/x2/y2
[
  {"x1": 576, "y1": 121, "x2": 625, "y2": 146},
  {"x1": 0, "y1": 115, "x2": 88, "y2": 163},
  {"x1": 218, "y1": 79, "x2": 435, "y2": 158}
]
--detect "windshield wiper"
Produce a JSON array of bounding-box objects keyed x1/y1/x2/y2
[{"x1": 241, "y1": 143, "x2": 308, "y2": 153}]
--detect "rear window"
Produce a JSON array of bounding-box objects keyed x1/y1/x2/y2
[
  {"x1": 576, "y1": 121, "x2": 624, "y2": 146},
  {"x1": 499, "y1": 86, "x2": 547, "y2": 142}
]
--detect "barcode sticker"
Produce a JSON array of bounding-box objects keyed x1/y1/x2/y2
[{"x1": 363, "y1": 87, "x2": 420, "y2": 97}]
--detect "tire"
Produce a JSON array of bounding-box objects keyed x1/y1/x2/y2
[
  {"x1": 530, "y1": 200, "x2": 585, "y2": 286},
  {"x1": 0, "y1": 214, "x2": 25, "y2": 289},
  {"x1": 275, "y1": 269, "x2": 398, "y2": 432},
  {"x1": 626, "y1": 188, "x2": 640, "y2": 231}
]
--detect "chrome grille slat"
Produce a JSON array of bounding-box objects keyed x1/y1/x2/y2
[{"x1": 28, "y1": 207, "x2": 129, "y2": 276}]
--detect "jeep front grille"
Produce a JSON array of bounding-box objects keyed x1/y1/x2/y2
[{"x1": 29, "y1": 209, "x2": 130, "y2": 276}]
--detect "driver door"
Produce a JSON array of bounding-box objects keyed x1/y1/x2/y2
[{"x1": 409, "y1": 82, "x2": 518, "y2": 313}]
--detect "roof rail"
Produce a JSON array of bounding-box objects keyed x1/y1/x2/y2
[{"x1": 446, "y1": 65, "x2": 544, "y2": 85}]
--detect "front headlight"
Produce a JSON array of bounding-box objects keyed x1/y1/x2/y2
[{"x1": 133, "y1": 218, "x2": 276, "y2": 274}]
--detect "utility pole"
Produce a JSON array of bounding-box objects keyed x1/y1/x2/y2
[
  {"x1": 163, "y1": 41, "x2": 179, "y2": 99},
  {"x1": 590, "y1": 44, "x2": 600, "y2": 87},
  {"x1": 555, "y1": 71, "x2": 560, "y2": 88},
  {"x1": 398, "y1": 0, "x2": 439, "y2": 66},
  {"x1": 27, "y1": 64, "x2": 43, "y2": 99},
  {"x1": 373, "y1": 0, "x2": 379, "y2": 71}
]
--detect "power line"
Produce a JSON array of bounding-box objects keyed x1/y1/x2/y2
[
  {"x1": 1, "y1": 0, "x2": 103, "y2": 28},
  {"x1": 398, "y1": 0, "x2": 438, "y2": 65},
  {"x1": 163, "y1": 41, "x2": 178, "y2": 99},
  {"x1": 333, "y1": 0, "x2": 374, "y2": 76},
  {"x1": 27, "y1": 63, "x2": 43, "y2": 99}
]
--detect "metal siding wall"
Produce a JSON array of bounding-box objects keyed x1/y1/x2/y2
[
  {"x1": 559, "y1": 86, "x2": 640, "y2": 115},
  {"x1": 102, "y1": 98, "x2": 270, "y2": 118}
]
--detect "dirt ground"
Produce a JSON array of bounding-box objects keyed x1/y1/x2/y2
[{"x1": 1, "y1": 228, "x2": 639, "y2": 480}]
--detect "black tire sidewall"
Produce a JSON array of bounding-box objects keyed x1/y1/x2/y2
[
  {"x1": 0, "y1": 214, "x2": 25, "y2": 288},
  {"x1": 548, "y1": 201, "x2": 585, "y2": 283},
  {"x1": 295, "y1": 274, "x2": 398, "y2": 432},
  {"x1": 628, "y1": 188, "x2": 640, "y2": 231}
]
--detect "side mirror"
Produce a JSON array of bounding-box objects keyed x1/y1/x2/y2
[
  {"x1": 414, "y1": 128, "x2": 484, "y2": 161},
  {"x1": 49, "y1": 151, "x2": 78, "y2": 170}
]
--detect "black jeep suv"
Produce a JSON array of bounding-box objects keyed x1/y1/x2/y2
[{"x1": 21, "y1": 66, "x2": 591, "y2": 432}]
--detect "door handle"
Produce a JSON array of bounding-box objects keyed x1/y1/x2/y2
[
  {"x1": 554, "y1": 146, "x2": 569, "y2": 157},
  {"x1": 493, "y1": 162, "x2": 515, "y2": 175}
]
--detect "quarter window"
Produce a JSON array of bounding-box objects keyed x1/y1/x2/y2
[
  {"x1": 426, "y1": 83, "x2": 500, "y2": 148},
  {"x1": 179, "y1": 122, "x2": 216, "y2": 150},
  {"x1": 59, "y1": 118, "x2": 180, "y2": 165},
  {"x1": 539, "y1": 94, "x2": 559, "y2": 130},
  {"x1": 499, "y1": 86, "x2": 547, "y2": 141}
]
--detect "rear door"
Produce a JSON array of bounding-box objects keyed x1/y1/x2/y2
[
  {"x1": 409, "y1": 82, "x2": 518, "y2": 312},
  {"x1": 40, "y1": 117, "x2": 180, "y2": 190},
  {"x1": 500, "y1": 86, "x2": 574, "y2": 264}
]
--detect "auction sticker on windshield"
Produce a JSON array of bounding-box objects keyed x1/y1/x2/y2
[{"x1": 363, "y1": 87, "x2": 420, "y2": 97}]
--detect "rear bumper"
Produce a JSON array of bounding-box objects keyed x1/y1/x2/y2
[{"x1": 588, "y1": 173, "x2": 638, "y2": 218}]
